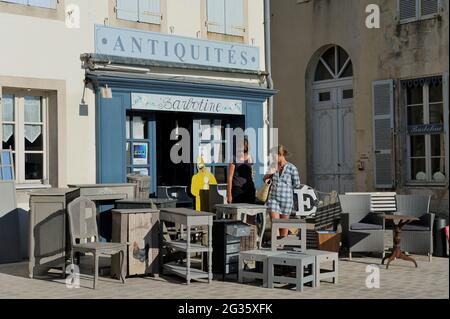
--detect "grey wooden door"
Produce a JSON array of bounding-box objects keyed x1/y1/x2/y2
[{"x1": 312, "y1": 84, "x2": 354, "y2": 193}]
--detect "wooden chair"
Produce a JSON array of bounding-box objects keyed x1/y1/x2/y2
[{"x1": 67, "y1": 197, "x2": 127, "y2": 289}]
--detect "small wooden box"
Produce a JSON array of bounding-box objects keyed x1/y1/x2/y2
[
  {"x1": 317, "y1": 232, "x2": 341, "y2": 253},
  {"x1": 111, "y1": 209, "x2": 160, "y2": 278}
]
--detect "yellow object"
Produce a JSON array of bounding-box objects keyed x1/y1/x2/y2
[{"x1": 191, "y1": 157, "x2": 217, "y2": 211}]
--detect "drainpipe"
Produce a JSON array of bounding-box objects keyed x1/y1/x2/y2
[{"x1": 264, "y1": 0, "x2": 274, "y2": 154}]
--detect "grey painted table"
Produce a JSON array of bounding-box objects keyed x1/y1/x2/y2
[
  {"x1": 67, "y1": 183, "x2": 137, "y2": 201},
  {"x1": 238, "y1": 249, "x2": 278, "y2": 287},
  {"x1": 159, "y1": 208, "x2": 214, "y2": 285},
  {"x1": 28, "y1": 188, "x2": 80, "y2": 278},
  {"x1": 268, "y1": 251, "x2": 316, "y2": 292},
  {"x1": 302, "y1": 249, "x2": 338, "y2": 287},
  {"x1": 215, "y1": 204, "x2": 268, "y2": 249},
  {"x1": 115, "y1": 198, "x2": 177, "y2": 210},
  {"x1": 271, "y1": 219, "x2": 307, "y2": 252}
]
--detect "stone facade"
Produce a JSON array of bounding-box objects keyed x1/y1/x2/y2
[{"x1": 270, "y1": 0, "x2": 449, "y2": 216}]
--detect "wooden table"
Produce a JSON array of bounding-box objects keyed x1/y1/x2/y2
[
  {"x1": 215, "y1": 204, "x2": 268, "y2": 249},
  {"x1": 382, "y1": 215, "x2": 419, "y2": 269},
  {"x1": 159, "y1": 208, "x2": 214, "y2": 284}
]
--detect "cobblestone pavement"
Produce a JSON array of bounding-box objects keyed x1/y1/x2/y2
[{"x1": 0, "y1": 254, "x2": 448, "y2": 299}]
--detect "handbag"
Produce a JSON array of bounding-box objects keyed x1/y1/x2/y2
[{"x1": 256, "y1": 178, "x2": 272, "y2": 203}]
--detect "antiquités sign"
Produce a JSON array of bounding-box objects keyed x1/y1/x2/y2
[
  {"x1": 132, "y1": 93, "x2": 243, "y2": 115},
  {"x1": 95, "y1": 25, "x2": 260, "y2": 71}
]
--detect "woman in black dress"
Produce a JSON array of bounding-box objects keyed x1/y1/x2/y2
[{"x1": 227, "y1": 138, "x2": 256, "y2": 204}]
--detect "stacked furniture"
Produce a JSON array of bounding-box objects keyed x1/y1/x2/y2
[
  {"x1": 339, "y1": 194, "x2": 385, "y2": 259},
  {"x1": 159, "y1": 207, "x2": 214, "y2": 285},
  {"x1": 210, "y1": 220, "x2": 251, "y2": 279},
  {"x1": 215, "y1": 204, "x2": 268, "y2": 249},
  {"x1": 126, "y1": 174, "x2": 151, "y2": 199},
  {"x1": 28, "y1": 188, "x2": 80, "y2": 278}
]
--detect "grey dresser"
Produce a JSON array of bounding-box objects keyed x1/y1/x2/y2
[{"x1": 28, "y1": 188, "x2": 80, "y2": 278}]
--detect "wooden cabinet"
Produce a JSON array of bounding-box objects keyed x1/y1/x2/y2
[
  {"x1": 111, "y1": 209, "x2": 160, "y2": 278},
  {"x1": 28, "y1": 188, "x2": 80, "y2": 278}
]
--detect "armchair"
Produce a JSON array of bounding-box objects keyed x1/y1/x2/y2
[
  {"x1": 339, "y1": 194, "x2": 385, "y2": 259},
  {"x1": 395, "y1": 195, "x2": 433, "y2": 261}
]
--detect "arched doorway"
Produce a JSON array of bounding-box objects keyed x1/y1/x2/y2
[{"x1": 310, "y1": 45, "x2": 354, "y2": 193}]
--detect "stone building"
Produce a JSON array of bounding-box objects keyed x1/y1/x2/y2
[{"x1": 270, "y1": 0, "x2": 449, "y2": 215}]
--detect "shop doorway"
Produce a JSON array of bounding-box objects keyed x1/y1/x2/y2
[{"x1": 310, "y1": 45, "x2": 355, "y2": 193}]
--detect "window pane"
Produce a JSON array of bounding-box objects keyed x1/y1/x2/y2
[
  {"x1": 431, "y1": 134, "x2": 444, "y2": 157},
  {"x1": 24, "y1": 96, "x2": 42, "y2": 123},
  {"x1": 407, "y1": 86, "x2": 423, "y2": 105},
  {"x1": 2, "y1": 124, "x2": 15, "y2": 150},
  {"x1": 25, "y1": 153, "x2": 43, "y2": 180},
  {"x1": 338, "y1": 47, "x2": 349, "y2": 72},
  {"x1": 431, "y1": 158, "x2": 446, "y2": 181},
  {"x1": 1, "y1": 94, "x2": 14, "y2": 121},
  {"x1": 410, "y1": 135, "x2": 425, "y2": 156},
  {"x1": 342, "y1": 89, "x2": 353, "y2": 100},
  {"x1": 429, "y1": 103, "x2": 443, "y2": 124},
  {"x1": 321, "y1": 47, "x2": 336, "y2": 75},
  {"x1": 126, "y1": 116, "x2": 130, "y2": 140},
  {"x1": 319, "y1": 92, "x2": 331, "y2": 102},
  {"x1": 25, "y1": 125, "x2": 43, "y2": 151},
  {"x1": 411, "y1": 158, "x2": 426, "y2": 180},
  {"x1": 200, "y1": 120, "x2": 212, "y2": 141},
  {"x1": 132, "y1": 116, "x2": 148, "y2": 139},
  {"x1": 214, "y1": 166, "x2": 227, "y2": 184},
  {"x1": 340, "y1": 62, "x2": 353, "y2": 78},
  {"x1": 315, "y1": 62, "x2": 334, "y2": 81},
  {"x1": 429, "y1": 83, "x2": 443, "y2": 103},
  {"x1": 407, "y1": 105, "x2": 424, "y2": 125},
  {"x1": 126, "y1": 142, "x2": 131, "y2": 166},
  {"x1": 213, "y1": 142, "x2": 224, "y2": 164}
]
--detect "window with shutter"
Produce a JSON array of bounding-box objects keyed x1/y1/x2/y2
[
  {"x1": 398, "y1": 0, "x2": 440, "y2": 23},
  {"x1": 1, "y1": 0, "x2": 57, "y2": 9},
  {"x1": 138, "y1": 0, "x2": 161, "y2": 24},
  {"x1": 207, "y1": 0, "x2": 226, "y2": 34},
  {"x1": 421, "y1": 0, "x2": 439, "y2": 17},
  {"x1": 225, "y1": 0, "x2": 245, "y2": 36},
  {"x1": 116, "y1": 0, "x2": 139, "y2": 22},
  {"x1": 372, "y1": 80, "x2": 395, "y2": 188}
]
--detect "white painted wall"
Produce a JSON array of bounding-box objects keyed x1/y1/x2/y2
[{"x1": 0, "y1": 0, "x2": 268, "y2": 195}]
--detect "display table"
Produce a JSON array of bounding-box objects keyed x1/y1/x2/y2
[
  {"x1": 111, "y1": 208, "x2": 160, "y2": 278},
  {"x1": 303, "y1": 249, "x2": 338, "y2": 287},
  {"x1": 215, "y1": 204, "x2": 268, "y2": 249},
  {"x1": 238, "y1": 249, "x2": 278, "y2": 287},
  {"x1": 382, "y1": 215, "x2": 419, "y2": 269},
  {"x1": 267, "y1": 251, "x2": 316, "y2": 292},
  {"x1": 159, "y1": 208, "x2": 214, "y2": 284},
  {"x1": 28, "y1": 188, "x2": 80, "y2": 278}
]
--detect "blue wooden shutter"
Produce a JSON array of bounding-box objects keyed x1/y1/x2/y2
[
  {"x1": 139, "y1": 0, "x2": 161, "y2": 24},
  {"x1": 225, "y1": 0, "x2": 245, "y2": 36},
  {"x1": 372, "y1": 80, "x2": 394, "y2": 188},
  {"x1": 207, "y1": 0, "x2": 226, "y2": 34},
  {"x1": 116, "y1": 0, "x2": 139, "y2": 22}
]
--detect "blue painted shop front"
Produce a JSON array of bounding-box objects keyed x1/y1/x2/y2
[{"x1": 89, "y1": 72, "x2": 275, "y2": 197}]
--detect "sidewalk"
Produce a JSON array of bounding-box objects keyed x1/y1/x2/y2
[{"x1": 0, "y1": 255, "x2": 448, "y2": 299}]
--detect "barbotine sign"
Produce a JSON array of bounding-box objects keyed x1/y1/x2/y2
[
  {"x1": 95, "y1": 25, "x2": 260, "y2": 71},
  {"x1": 132, "y1": 93, "x2": 243, "y2": 115}
]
